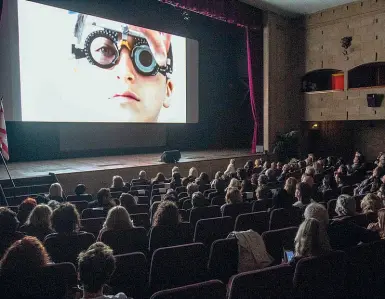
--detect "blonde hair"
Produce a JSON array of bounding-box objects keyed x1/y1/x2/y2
[
  {"x1": 172, "y1": 166, "x2": 180, "y2": 175},
  {"x1": 228, "y1": 178, "x2": 240, "y2": 189},
  {"x1": 225, "y1": 187, "x2": 242, "y2": 204},
  {"x1": 49, "y1": 183, "x2": 63, "y2": 198},
  {"x1": 25, "y1": 204, "x2": 52, "y2": 229},
  {"x1": 189, "y1": 167, "x2": 198, "y2": 178},
  {"x1": 295, "y1": 218, "x2": 331, "y2": 258},
  {"x1": 361, "y1": 193, "x2": 383, "y2": 214},
  {"x1": 284, "y1": 177, "x2": 297, "y2": 195},
  {"x1": 111, "y1": 175, "x2": 124, "y2": 189},
  {"x1": 103, "y1": 206, "x2": 133, "y2": 231},
  {"x1": 378, "y1": 209, "x2": 385, "y2": 238}
]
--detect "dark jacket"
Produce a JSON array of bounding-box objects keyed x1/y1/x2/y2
[{"x1": 272, "y1": 189, "x2": 296, "y2": 210}]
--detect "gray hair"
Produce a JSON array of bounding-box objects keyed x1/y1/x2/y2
[
  {"x1": 305, "y1": 166, "x2": 315, "y2": 177},
  {"x1": 304, "y1": 203, "x2": 329, "y2": 227},
  {"x1": 265, "y1": 169, "x2": 275, "y2": 181},
  {"x1": 335, "y1": 194, "x2": 356, "y2": 216}
]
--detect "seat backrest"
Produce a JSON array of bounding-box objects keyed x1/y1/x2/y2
[
  {"x1": 81, "y1": 208, "x2": 108, "y2": 219},
  {"x1": 194, "y1": 216, "x2": 233, "y2": 247},
  {"x1": 203, "y1": 188, "x2": 216, "y2": 198},
  {"x1": 341, "y1": 185, "x2": 353, "y2": 196},
  {"x1": 66, "y1": 194, "x2": 93, "y2": 202},
  {"x1": 227, "y1": 264, "x2": 294, "y2": 299},
  {"x1": 327, "y1": 199, "x2": 337, "y2": 218},
  {"x1": 208, "y1": 238, "x2": 238, "y2": 283},
  {"x1": 101, "y1": 228, "x2": 148, "y2": 255},
  {"x1": 70, "y1": 201, "x2": 89, "y2": 213},
  {"x1": 130, "y1": 184, "x2": 151, "y2": 191},
  {"x1": 262, "y1": 226, "x2": 298, "y2": 265},
  {"x1": 126, "y1": 204, "x2": 149, "y2": 214},
  {"x1": 150, "y1": 201, "x2": 161, "y2": 223},
  {"x1": 269, "y1": 208, "x2": 301, "y2": 230},
  {"x1": 150, "y1": 280, "x2": 226, "y2": 299},
  {"x1": 149, "y1": 223, "x2": 192, "y2": 253},
  {"x1": 234, "y1": 211, "x2": 269, "y2": 234},
  {"x1": 182, "y1": 199, "x2": 193, "y2": 210},
  {"x1": 223, "y1": 203, "x2": 252, "y2": 219},
  {"x1": 44, "y1": 232, "x2": 95, "y2": 264},
  {"x1": 136, "y1": 195, "x2": 150, "y2": 205},
  {"x1": 130, "y1": 213, "x2": 151, "y2": 229},
  {"x1": 252, "y1": 200, "x2": 269, "y2": 212},
  {"x1": 294, "y1": 251, "x2": 347, "y2": 298},
  {"x1": 176, "y1": 186, "x2": 187, "y2": 194},
  {"x1": 80, "y1": 217, "x2": 105, "y2": 236},
  {"x1": 211, "y1": 196, "x2": 225, "y2": 206},
  {"x1": 110, "y1": 252, "x2": 148, "y2": 299},
  {"x1": 151, "y1": 195, "x2": 162, "y2": 205},
  {"x1": 190, "y1": 206, "x2": 221, "y2": 227},
  {"x1": 149, "y1": 243, "x2": 208, "y2": 293}
]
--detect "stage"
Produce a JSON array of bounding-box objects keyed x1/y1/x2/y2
[{"x1": 0, "y1": 149, "x2": 263, "y2": 195}]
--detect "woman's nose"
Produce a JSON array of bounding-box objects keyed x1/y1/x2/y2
[{"x1": 116, "y1": 48, "x2": 135, "y2": 83}]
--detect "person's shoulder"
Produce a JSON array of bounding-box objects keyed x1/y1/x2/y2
[{"x1": 101, "y1": 292, "x2": 129, "y2": 299}]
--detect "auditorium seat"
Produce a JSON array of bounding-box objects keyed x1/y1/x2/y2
[
  {"x1": 70, "y1": 201, "x2": 88, "y2": 213},
  {"x1": 269, "y1": 208, "x2": 301, "y2": 230},
  {"x1": 182, "y1": 199, "x2": 193, "y2": 210},
  {"x1": 252, "y1": 200, "x2": 269, "y2": 212},
  {"x1": 150, "y1": 201, "x2": 161, "y2": 223},
  {"x1": 341, "y1": 185, "x2": 354, "y2": 196},
  {"x1": 149, "y1": 223, "x2": 192, "y2": 254},
  {"x1": 150, "y1": 280, "x2": 226, "y2": 299},
  {"x1": 126, "y1": 204, "x2": 149, "y2": 214},
  {"x1": 327, "y1": 199, "x2": 337, "y2": 218},
  {"x1": 44, "y1": 232, "x2": 95, "y2": 265},
  {"x1": 80, "y1": 217, "x2": 105, "y2": 236},
  {"x1": 203, "y1": 188, "x2": 215, "y2": 198},
  {"x1": 149, "y1": 243, "x2": 208, "y2": 293},
  {"x1": 151, "y1": 195, "x2": 162, "y2": 205},
  {"x1": 66, "y1": 194, "x2": 93, "y2": 202},
  {"x1": 293, "y1": 251, "x2": 347, "y2": 298},
  {"x1": 193, "y1": 216, "x2": 233, "y2": 248},
  {"x1": 101, "y1": 228, "x2": 148, "y2": 255},
  {"x1": 262, "y1": 226, "x2": 298, "y2": 265},
  {"x1": 179, "y1": 209, "x2": 190, "y2": 222},
  {"x1": 227, "y1": 264, "x2": 294, "y2": 299},
  {"x1": 234, "y1": 211, "x2": 269, "y2": 234},
  {"x1": 208, "y1": 238, "x2": 238, "y2": 283},
  {"x1": 110, "y1": 252, "x2": 148, "y2": 299},
  {"x1": 151, "y1": 188, "x2": 169, "y2": 199},
  {"x1": 130, "y1": 213, "x2": 151, "y2": 229},
  {"x1": 130, "y1": 184, "x2": 151, "y2": 192},
  {"x1": 222, "y1": 202, "x2": 252, "y2": 220},
  {"x1": 130, "y1": 189, "x2": 150, "y2": 198},
  {"x1": 211, "y1": 196, "x2": 225, "y2": 206},
  {"x1": 189, "y1": 206, "x2": 221, "y2": 227},
  {"x1": 81, "y1": 208, "x2": 108, "y2": 219}
]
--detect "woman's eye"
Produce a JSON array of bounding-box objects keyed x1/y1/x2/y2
[{"x1": 97, "y1": 46, "x2": 115, "y2": 57}]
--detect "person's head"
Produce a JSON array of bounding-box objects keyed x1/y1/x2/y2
[
  {"x1": 295, "y1": 218, "x2": 331, "y2": 258},
  {"x1": 244, "y1": 160, "x2": 254, "y2": 170},
  {"x1": 111, "y1": 175, "x2": 124, "y2": 189},
  {"x1": 251, "y1": 173, "x2": 259, "y2": 186},
  {"x1": 119, "y1": 193, "x2": 137, "y2": 210},
  {"x1": 270, "y1": 162, "x2": 277, "y2": 170},
  {"x1": 74, "y1": 184, "x2": 86, "y2": 196},
  {"x1": 192, "y1": 192, "x2": 205, "y2": 208},
  {"x1": 225, "y1": 187, "x2": 242, "y2": 204},
  {"x1": 152, "y1": 201, "x2": 181, "y2": 226},
  {"x1": 361, "y1": 193, "x2": 383, "y2": 214},
  {"x1": 74, "y1": 15, "x2": 174, "y2": 122},
  {"x1": 49, "y1": 183, "x2": 63, "y2": 198},
  {"x1": 78, "y1": 242, "x2": 116, "y2": 294},
  {"x1": 295, "y1": 182, "x2": 312, "y2": 204},
  {"x1": 305, "y1": 166, "x2": 315, "y2": 177},
  {"x1": 284, "y1": 177, "x2": 298, "y2": 196},
  {"x1": 301, "y1": 174, "x2": 315, "y2": 187},
  {"x1": 314, "y1": 161, "x2": 323, "y2": 172},
  {"x1": 214, "y1": 171, "x2": 223, "y2": 180},
  {"x1": 256, "y1": 186, "x2": 270, "y2": 200},
  {"x1": 25, "y1": 204, "x2": 52, "y2": 229},
  {"x1": 258, "y1": 175, "x2": 268, "y2": 186},
  {"x1": 172, "y1": 171, "x2": 181, "y2": 183},
  {"x1": 97, "y1": 188, "x2": 112, "y2": 206},
  {"x1": 298, "y1": 160, "x2": 306, "y2": 170},
  {"x1": 47, "y1": 200, "x2": 60, "y2": 211},
  {"x1": 322, "y1": 175, "x2": 332, "y2": 188},
  {"x1": 282, "y1": 164, "x2": 289, "y2": 173},
  {"x1": 188, "y1": 167, "x2": 198, "y2": 178},
  {"x1": 154, "y1": 172, "x2": 166, "y2": 183},
  {"x1": 0, "y1": 207, "x2": 19, "y2": 234},
  {"x1": 163, "y1": 192, "x2": 178, "y2": 203},
  {"x1": 181, "y1": 177, "x2": 189, "y2": 187},
  {"x1": 334, "y1": 173, "x2": 345, "y2": 186},
  {"x1": 373, "y1": 167, "x2": 385, "y2": 178},
  {"x1": 103, "y1": 206, "x2": 133, "y2": 231},
  {"x1": 139, "y1": 170, "x2": 147, "y2": 180},
  {"x1": 254, "y1": 159, "x2": 262, "y2": 168},
  {"x1": 338, "y1": 165, "x2": 348, "y2": 176},
  {"x1": 51, "y1": 203, "x2": 80, "y2": 233},
  {"x1": 171, "y1": 166, "x2": 180, "y2": 176},
  {"x1": 199, "y1": 172, "x2": 210, "y2": 183},
  {"x1": 265, "y1": 169, "x2": 275, "y2": 181},
  {"x1": 228, "y1": 178, "x2": 240, "y2": 189},
  {"x1": 237, "y1": 168, "x2": 247, "y2": 180},
  {"x1": 335, "y1": 194, "x2": 356, "y2": 216},
  {"x1": 215, "y1": 178, "x2": 226, "y2": 193},
  {"x1": 187, "y1": 182, "x2": 199, "y2": 197},
  {"x1": 0, "y1": 236, "x2": 50, "y2": 276},
  {"x1": 304, "y1": 203, "x2": 329, "y2": 227},
  {"x1": 277, "y1": 162, "x2": 283, "y2": 170},
  {"x1": 19, "y1": 197, "x2": 37, "y2": 213}
]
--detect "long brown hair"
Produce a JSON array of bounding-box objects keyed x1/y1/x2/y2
[{"x1": 152, "y1": 201, "x2": 181, "y2": 227}]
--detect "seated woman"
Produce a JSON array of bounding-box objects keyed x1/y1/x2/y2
[
  {"x1": 335, "y1": 194, "x2": 356, "y2": 219},
  {"x1": 361, "y1": 193, "x2": 383, "y2": 215},
  {"x1": 368, "y1": 208, "x2": 385, "y2": 239},
  {"x1": 184, "y1": 167, "x2": 199, "y2": 184},
  {"x1": 290, "y1": 218, "x2": 331, "y2": 267},
  {"x1": 240, "y1": 179, "x2": 253, "y2": 193},
  {"x1": 151, "y1": 172, "x2": 166, "y2": 185},
  {"x1": 111, "y1": 175, "x2": 128, "y2": 192},
  {"x1": 17, "y1": 197, "x2": 37, "y2": 226},
  {"x1": 20, "y1": 204, "x2": 54, "y2": 242},
  {"x1": 195, "y1": 172, "x2": 210, "y2": 192},
  {"x1": 210, "y1": 171, "x2": 224, "y2": 189},
  {"x1": 88, "y1": 188, "x2": 116, "y2": 210},
  {"x1": 0, "y1": 207, "x2": 24, "y2": 256},
  {"x1": 51, "y1": 202, "x2": 82, "y2": 235},
  {"x1": 221, "y1": 187, "x2": 243, "y2": 214},
  {"x1": 119, "y1": 193, "x2": 137, "y2": 211},
  {"x1": 318, "y1": 174, "x2": 337, "y2": 194},
  {"x1": 152, "y1": 201, "x2": 181, "y2": 227},
  {"x1": 272, "y1": 177, "x2": 297, "y2": 210},
  {"x1": 48, "y1": 183, "x2": 65, "y2": 202},
  {"x1": 97, "y1": 206, "x2": 134, "y2": 241},
  {"x1": 227, "y1": 178, "x2": 240, "y2": 191},
  {"x1": 253, "y1": 159, "x2": 263, "y2": 174}
]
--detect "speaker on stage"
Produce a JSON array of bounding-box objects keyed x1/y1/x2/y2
[{"x1": 161, "y1": 150, "x2": 181, "y2": 163}]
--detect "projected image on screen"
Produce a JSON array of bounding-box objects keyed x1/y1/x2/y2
[{"x1": 17, "y1": 1, "x2": 190, "y2": 123}]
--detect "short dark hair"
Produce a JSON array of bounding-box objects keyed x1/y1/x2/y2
[
  {"x1": 97, "y1": 188, "x2": 110, "y2": 205},
  {"x1": 51, "y1": 203, "x2": 80, "y2": 233},
  {"x1": 192, "y1": 192, "x2": 205, "y2": 208},
  {"x1": 0, "y1": 207, "x2": 19, "y2": 234},
  {"x1": 75, "y1": 184, "x2": 86, "y2": 195},
  {"x1": 78, "y1": 242, "x2": 116, "y2": 293}
]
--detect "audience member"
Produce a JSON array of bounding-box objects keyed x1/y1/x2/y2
[
  {"x1": 368, "y1": 208, "x2": 385, "y2": 239},
  {"x1": 265, "y1": 169, "x2": 276, "y2": 182},
  {"x1": 318, "y1": 174, "x2": 336, "y2": 194},
  {"x1": 335, "y1": 194, "x2": 356, "y2": 217},
  {"x1": 78, "y1": 242, "x2": 128, "y2": 299},
  {"x1": 152, "y1": 201, "x2": 181, "y2": 227},
  {"x1": 208, "y1": 178, "x2": 226, "y2": 201},
  {"x1": 272, "y1": 177, "x2": 297, "y2": 210},
  {"x1": 0, "y1": 207, "x2": 24, "y2": 256},
  {"x1": 111, "y1": 175, "x2": 127, "y2": 192},
  {"x1": 277, "y1": 164, "x2": 289, "y2": 183},
  {"x1": 48, "y1": 183, "x2": 65, "y2": 202},
  {"x1": 355, "y1": 166, "x2": 384, "y2": 195},
  {"x1": 293, "y1": 182, "x2": 313, "y2": 210},
  {"x1": 74, "y1": 184, "x2": 87, "y2": 196},
  {"x1": 171, "y1": 166, "x2": 180, "y2": 176},
  {"x1": 221, "y1": 187, "x2": 243, "y2": 214},
  {"x1": 227, "y1": 178, "x2": 240, "y2": 190},
  {"x1": 240, "y1": 179, "x2": 253, "y2": 193},
  {"x1": 135, "y1": 170, "x2": 150, "y2": 185},
  {"x1": 88, "y1": 188, "x2": 116, "y2": 209},
  {"x1": 178, "y1": 182, "x2": 199, "y2": 207},
  {"x1": 119, "y1": 193, "x2": 137, "y2": 211},
  {"x1": 361, "y1": 193, "x2": 383, "y2": 215},
  {"x1": 251, "y1": 173, "x2": 259, "y2": 191},
  {"x1": 151, "y1": 172, "x2": 166, "y2": 185},
  {"x1": 196, "y1": 172, "x2": 210, "y2": 192},
  {"x1": 17, "y1": 197, "x2": 37, "y2": 226},
  {"x1": 51, "y1": 202, "x2": 80, "y2": 234},
  {"x1": 224, "y1": 159, "x2": 236, "y2": 176},
  {"x1": 98, "y1": 206, "x2": 134, "y2": 241},
  {"x1": 191, "y1": 192, "x2": 206, "y2": 208},
  {"x1": 253, "y1": 159, "x2": 263, "y2": 174},
  {"x1": 170, "y1": 172, "x2": 182, "y2": 189},
  {"x1": 210, "y1": 171, "x2": 224, "y2": 189},
  {"x1": 47, "y1": 200, "x2": 60, "y2": 211},
  {"x1": 261, "y1": 161, "x2": 270, "y2": 175},
  {"x1": 20, "y1": 204, "x2": 53, "y2": 242},
  {"x1": 186, "y1": 167, "x2": 199, "y2": 183},
  {"x1": 305, "y1": 203, "x2": 380, "y2": 250}
]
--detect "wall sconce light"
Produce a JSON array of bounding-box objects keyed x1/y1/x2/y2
[
  {"x1": 341, "y1": 36, "x2": 353, "y2": 56},
  {"x1": 311, "y1": 123, "x2": 319, "y2": 129}
]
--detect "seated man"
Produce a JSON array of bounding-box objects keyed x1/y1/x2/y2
[
  {"x1": 88, "y1": 188, "x2": 116, "y2": 209},
  {"x1": 78, "y1": 242, "x2": 129, "y2": 299}
]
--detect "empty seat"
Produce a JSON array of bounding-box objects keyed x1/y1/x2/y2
[
  {"x1": 66, "y1": 194, "x2": 93, "y2": 202},
  {"x1": 100, "y1": 228, "x2": 148, "y2": 255},
  {"x1": 234, "y1": 211, "x2": 269, "y2": 234},
  {"x1": 81, "y1": 208, "x2": 108, "y2": 219},
  {"x1": 149, "y1": 223, "x2": 192, "y2": 253},
  {"x1": 149, "y1": 243, "x2": 208, "y2": 293},
  {"x1": 194, "y1": 216, "x2": 233, "y2": 247},
  {"x1": 252, "y1": 200, "x2": 269, "y2": 212},
  {"x1": 222, "y1": 203, "x2": 252, "y2": 220},
  {"x1": 189, "y1": 206, "x2": 221, "y2": 227},
  {"x1": 110, "y1": 252, "x2": 148, "y2": 299},
  {"x1": 262, "y1": 226, "x2": 298, "y2": 265},
  {"x1": 130, "y1": 213, "x2": 151, "y2": 229},
  {"x1": 44, "y1": 232, "x2": 95, "y2": 264},
  {"x1": 208, "y1": 238, "x2": 238, "y2": 283},
  {"x1": 80, "y1": 217, "x2": 105, "y2": 236},
  {"x1": 71, "y1": 201, "x2": 88, "y2": 213},
  {"x1": 293, "y1": 251, "x2": 347, "y2": 298},
  {"x1": 150, "y1": 280, "x2": 226, "y2": 299},
  {"x1": 269, "y1": 208, "x2": 301, "y2": 230},
  {"x1": 227, "y1": 264, "x2": 294, "y2": 299},
  {"x1": 126, "y1": 204, "x2": 149, "y2": 214}
]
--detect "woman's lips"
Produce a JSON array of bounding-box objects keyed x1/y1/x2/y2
[{"x1": 112, "y1": 91, "x2": 140, "y2": 102}]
